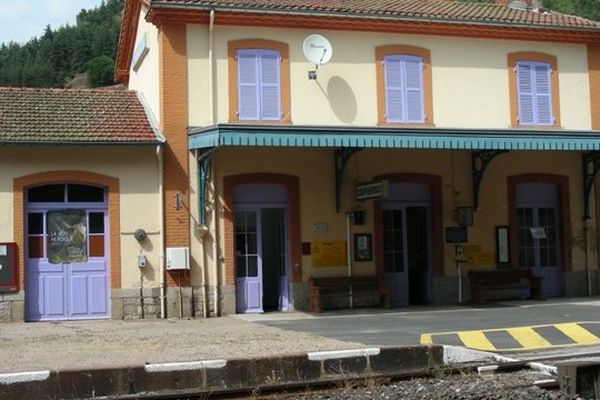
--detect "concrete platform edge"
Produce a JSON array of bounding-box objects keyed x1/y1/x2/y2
[{"x1": 0, "y1": 345, "x2": 444, "y2": 400}]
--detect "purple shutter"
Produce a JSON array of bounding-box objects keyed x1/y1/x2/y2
[
  {"x1": 516, "y1": 62, "x2": 535, "y2": 125},
  {"x1": 384, "y1": 55, "x2": 404, "y2": 122},
  {"x1": 534, "y1": 63, "x2": 553, "y2": 125},
  {"x1": 238, "y1": 50, "x2": 259, "y2": 120},
  {"x1": 404, "y1": 56, "x2": 424, "y2": 123},
  {"x1": 259, "y1": 50, "x2": 281, "y2": 120}
]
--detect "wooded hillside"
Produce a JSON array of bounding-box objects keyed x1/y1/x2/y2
[
  {"x1": 0, "y1": 0, "x2": 123, "y2": 88},
  {"x1": 0, "y1": 0, "x2": 597, "y2": 88}
]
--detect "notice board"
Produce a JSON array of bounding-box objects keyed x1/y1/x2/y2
[
  {"x1": 311, "y1": 241, "x2": 347, "y2": 267},
  {"x1": 0, "y1": 242, "x2": 17, "y2": 292}
]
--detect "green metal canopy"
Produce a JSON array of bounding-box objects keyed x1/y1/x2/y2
[{"x1": 189, "y1": 124, "x2": 600, "y2": 151}]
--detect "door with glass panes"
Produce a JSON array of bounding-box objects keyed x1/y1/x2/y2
[
  {"x1": 382, "y1": 183, "x2": 431, "y2": 307},
  {"x1": 516, "y1": 183, "x2": 562, "y2": 297},
  {"x1": 25, "y1": 183, "x2": 109, "y2": 321}
]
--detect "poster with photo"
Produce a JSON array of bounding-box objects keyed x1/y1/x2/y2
[{"x1": 47, "y1": 210, "x2": 87, "y2": 264}]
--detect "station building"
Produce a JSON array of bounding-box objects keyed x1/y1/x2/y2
[{"x1": 2, "y1": 0, "x2": 600, "y2": 321}]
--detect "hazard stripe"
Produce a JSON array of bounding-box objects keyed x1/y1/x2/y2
[
  {"x1": 457, "y1": 331, "x2": 496, "y2": 351},
  {"x1": 421, "y1": 321, "x2": 600, "y2": 352},
  {"x1": 555, "y1": 323, "x2": 600, "y2": 345},
  {"x1": 508, "y1": 327, "x2": 552, "y2": 349}
]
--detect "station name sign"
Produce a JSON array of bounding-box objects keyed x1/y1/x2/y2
[{"x1": 355, "y1": 180, "x2": 389, "y2": 201}]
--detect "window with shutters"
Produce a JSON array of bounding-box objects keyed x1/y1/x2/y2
[
  {"x1": 376, "y1": 45, "x2": 433, "y2": 126},
  {"x1": 508, "y1": 52, "x2": 561, "y2": 128},
  {"x1": 228, "y1": 39, "x2": 291, "y2": 123}
]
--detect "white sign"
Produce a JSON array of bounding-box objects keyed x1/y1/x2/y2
[
  {"x1": 530, "y1": 227, "x2": 547, "y2": 239},
  {"x1": 356, "y1": 180, "x2": 389, "y2": 201},
  {"x1": 0, "y1": 245, "x2": 6, "y2": 256}
]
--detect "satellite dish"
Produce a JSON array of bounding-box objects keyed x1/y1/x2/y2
[{"x1": 303, "y1": 34, "x2": 333, "y2": 66}]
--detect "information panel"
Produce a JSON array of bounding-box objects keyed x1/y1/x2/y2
[{"x1": 311, "y1": 241, "x2": 347, "y2": 267}]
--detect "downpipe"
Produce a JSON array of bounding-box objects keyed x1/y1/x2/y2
[{"x1": 156, "y1": 145, "x2": 167, "y2": 319}]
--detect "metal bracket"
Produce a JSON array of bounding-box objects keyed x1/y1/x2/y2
[
  {"x1": 472, "y1": 150, "x2": 508, "y2": 210},
  {"x1": 197, "y1": 150, "x2": 213, "y2": 226},
  {"x1": 582, "y1": 152, "x2": 600, "y2": 220},
  {"x1": 334, "y1": 148, "x2": 362, "y2": 213}
]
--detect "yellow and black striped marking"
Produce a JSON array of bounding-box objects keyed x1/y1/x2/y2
[{"x1": 421, "y1": 322, "x2": 600, "y2": 352}]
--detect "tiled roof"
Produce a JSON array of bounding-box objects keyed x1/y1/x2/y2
[
  {"x1": 0, "y1": 87, "x2": 163, "y2": 144},
  {"x1": 150, "y1": 0, "x2": 600, "y2": 30}
]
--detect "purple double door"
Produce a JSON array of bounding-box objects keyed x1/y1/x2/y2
[
  {"x1": 233, "y1": 184, "x2": 290, "y2": 314},
  {"x1": 515, "y1": 182, "x2": 562, "y2": 298},
  {"x1": 25, "y1": 184, "x2": 110, "y2": 321},
  {"x1": 382, "y1": 183, "x2": 432, "y2": 307}
]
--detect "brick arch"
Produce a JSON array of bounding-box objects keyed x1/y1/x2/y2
[
  {"x1": 507, "y1": 173, "x2": 571, "y2": 272},
  {"x1": 13, "y1": 171, "x2": 121, "y2": 290},
  {"x1": 223, "y1": 173, "x2": 301, "y2": 285},
  {"x1": 373, "y1": 173, "x2": 444, "y2": 278}
]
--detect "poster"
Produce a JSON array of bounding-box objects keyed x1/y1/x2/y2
[
  {"x1": 47, "y1": 210, "x2": 87, "y2": 264},
  {"x1": 463, "y1": 245, "x2": 494, "y2": 266},
  {"x1": 311, "y1": 241, "x2": 347, "y2": 267}
]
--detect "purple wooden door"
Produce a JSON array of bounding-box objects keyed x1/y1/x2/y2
[
  {"x1": 233, "y1": 184, "x2": 289, "y2": 313},
  {"x1": 25, "y1": 184, "x2": 109, "y2": 321},
  {"x1": 382, "y1": 183, "x2": 431, "y2": 307},
  {"x1": 234, "y1": 210, "x2": 263, "y2": 313},
  {"x1": 516, "y1": 183, "x2": 561, "y2": 298}
]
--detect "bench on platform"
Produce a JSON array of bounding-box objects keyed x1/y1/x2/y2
[
  {"x1": 308, "y1": 276, "x2": 391, "y2": 313},
  {"x1": 468, "y1": 269, "x2": 544, "y2": 305}
]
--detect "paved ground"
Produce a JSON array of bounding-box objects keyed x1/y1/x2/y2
[
  {"x1": 250, "y1": 297, "x2": 600, "y2": 358},
  {"x1": 0, "y1": 317, "x2": 364, "y2": 373},
  {"x1": 3, "y1": 297, "x2": 600, "y2": 374}
]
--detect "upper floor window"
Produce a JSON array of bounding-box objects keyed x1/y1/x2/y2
[
  {"x1": 228, "y1": 40, "x2": 291, "y2": 123},
  {"x1": 508, "y1": 52, "x2": 560, "y2": 128},
  {"x1": 376, "y1": 45, "x2": 433, "y2": 126}
]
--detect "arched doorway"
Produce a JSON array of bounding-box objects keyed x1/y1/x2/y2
[
  {"x1": 233, "y1": 183, "x2": 289, "y2": 313},
  {"x1": 25, "y1": 183, "x2": 110, "y2": 321}
]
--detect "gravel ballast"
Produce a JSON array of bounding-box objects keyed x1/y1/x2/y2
[{"x1": 280, "y1": 370, "x2": 581, "y2": 400}]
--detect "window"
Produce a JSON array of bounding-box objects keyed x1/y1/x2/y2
[
  {"x1": 376, "y1": 45, "x2": 433, "y2": 125},
  {"x1": 508, "y1": 52, "x2": 560, "y2": 128},
  {"x1": 228, "y1": 39, "x2": 291, "y2": 123}
]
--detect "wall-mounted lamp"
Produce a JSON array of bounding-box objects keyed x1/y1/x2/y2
[{"x1": 175, "y1": 192, "x2": 183, "y2": 210}]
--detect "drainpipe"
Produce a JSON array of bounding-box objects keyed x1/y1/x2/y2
[
  {"x1": 584, "y1": 219, "x2": 592, "y2": 297},
  {"x1": 346, "y1": 212, "x2": 353, "y2": 309},
  {"x1": 156, "y1": 145, "x2": 166, "y2": 319},
  {"x1": 207, "y1": 9, "x2": 221, "y2": 316},
  {"x1": 212, "y1": 156, "x2": 221, "y2": 317},
  {"x1": 208, "y1": 9, "x2": 216, "y2": 125}
]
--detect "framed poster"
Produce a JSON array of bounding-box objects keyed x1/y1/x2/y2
[
  {"x1": 353, "y1": 233, "x2": 372, "y2": 262},
  {"x1": 495, "y1": 226, "x2": 510, "y2": 265},
  {"x1": 47, "y1": 210, "x2": 88, "y2": 264}
]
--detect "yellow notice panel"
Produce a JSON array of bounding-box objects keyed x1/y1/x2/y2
[{"x1": 311, "y1": 241, "x2": 347, "y2": 267}]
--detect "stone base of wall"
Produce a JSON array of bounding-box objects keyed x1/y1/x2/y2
[
  {"x1": 290, "y1": 282, "x2": 308, "y2": 311},
  {"x1": 111, "y1": 288, "x2": 162, "y2": 320},
  {"x1": 565, "y1": 270, "x2": 598, "y2": 297},
  {"x1": 219, "y1": 285, "x2": 236, "y2": 316},
  {"x1": 432, "y1": 276, "x2": 462, "y2": 304},
  {"x1": 0, "y1": 291, "x2": 24, "y2": 322}
]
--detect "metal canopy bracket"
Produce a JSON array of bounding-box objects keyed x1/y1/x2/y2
[
  {"x1": 582, "y1": 152, "x2": 600, "y2": 220},
  {"x1": 472, "y1": 150, "x2": 508, "y2": 210},
  {"x1": 334, "y1": 148, "x2": 362, "y2": 213},
  {"x1": 197, "y1": 151, "x2": 213, "y2": 226}
]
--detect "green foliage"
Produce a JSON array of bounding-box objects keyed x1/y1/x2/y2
[
  {"x1": 0, "y1": 0, "x2": 123, "y2": 88},
  {"x1": 87, "y1": 55, "x2": 115, "y2": 87}
]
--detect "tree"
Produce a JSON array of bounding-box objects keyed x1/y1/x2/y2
[{"x1": 87, "y1": 55, "x2": 114, "y2": 87}]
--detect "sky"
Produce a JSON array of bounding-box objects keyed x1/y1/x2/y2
[{"x1": 0, "y1": 0, "x2": 104, "y2": 45}]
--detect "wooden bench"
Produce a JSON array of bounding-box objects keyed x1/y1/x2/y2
[
  {"x1": 468, "y1": 269, "x2": 544, "y2": 305},
  {"x1": 308, "y1": 276, "x2": 391, "y2": 313}
]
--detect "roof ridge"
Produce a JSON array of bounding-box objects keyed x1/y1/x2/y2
[{"x1": 0, "y1": 86, "x2": 130, "y2": 93}]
